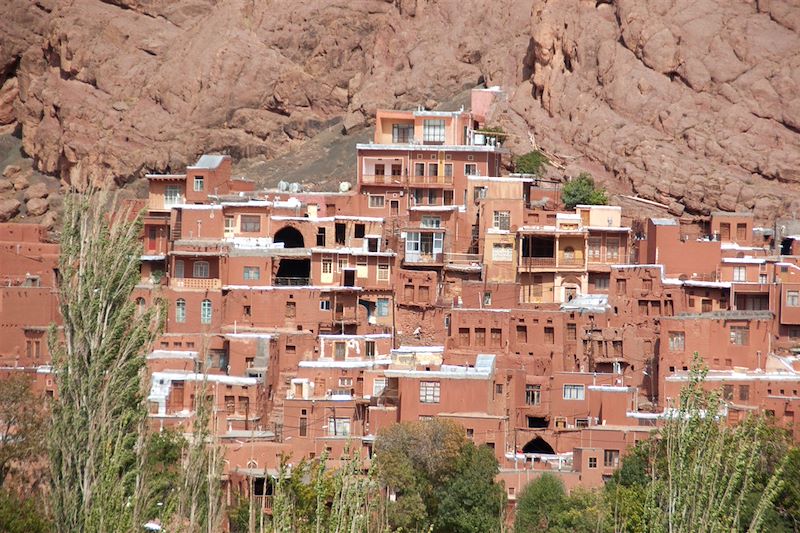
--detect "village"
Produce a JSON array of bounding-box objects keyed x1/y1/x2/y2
[{"x1": 2, "y1": 88, "x2": 800, "y2": 516}]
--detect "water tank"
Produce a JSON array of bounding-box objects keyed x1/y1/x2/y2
[
  {"x1": 473, "y1": 133, "x2": 486, "y2": 145},
  {"x1": 278, "y1": 180, "x2": 289, "y2": 192},
  {"x1": 289, "y1": 182, "x2": 302, "y2": 193},
  {"x1": 339, "y1": 181, "x2": 352, "y2": 193}
]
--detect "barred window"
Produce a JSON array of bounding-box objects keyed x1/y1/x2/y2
[
  {"x1": 422, "y1": 120, "x2": 445, "y2": 143},
  {"x1": 419, "y1": 381, "x2": 440, "y2": 403},
  {"x1": 563, "y1": 384, "x2": 585, "y2": 400}
]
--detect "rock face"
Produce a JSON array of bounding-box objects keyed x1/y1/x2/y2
[
  {"x1": 0, "y1": 0, "x2": 798, "y2": 221},
  {"x1": 0, "y1": 199, "x2": 21, "y2": 222}
]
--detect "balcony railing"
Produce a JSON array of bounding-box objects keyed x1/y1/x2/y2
[
  {"x1": 360, "y1": 174, "x2": 455, "y2": 186},
  {"x1": 405, "y1": 252, "x2": 443, "y2": 264},
  {"x1": 409, "y1": 174, "x2": 454, "y2": 185},
  {"x1": 253, "y1": 495, "x2": 273, "y2": 512},
  {"x1": 558, "y1": 256, "x2": 585, "y2": 267},
  {"x1": 149, "y1": 195, "x2": 185, "y2": 211},
  {"x1": 169, "y1": 277, "x2": 221, "y2": 290},
  {"x1": 519, "y1": 256, "x2": 556, "y2": 267},
  {"x1": 444, "y1": 253, "x2": 482, "y2": 265},
  {"x1": 274, "y1": 277, "x2": 310, "y2": 286},
  {"x1": 361, "y1": 174, "x2": 405, "y2": 185}
]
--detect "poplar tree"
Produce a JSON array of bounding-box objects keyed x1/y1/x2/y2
[{"x1": 47, "y1": 192, "x2": 162, "y2": 532}]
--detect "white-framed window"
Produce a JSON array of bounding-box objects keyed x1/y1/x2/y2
[
  {"x1": 322, "y1": 259, "x2": 333, "y2": 274},
  {"x1": 327, "y1": 418, "x2": 351, "y2": 436},
  {"x1": 200, "y1": 299, "x2": 212, "y2": 324},
  {"x1": 339, "y1": 377, "x2": 353, "y2": 387},
  {"x1": 421, "y1": 216, "x2": 441, "y2": 228},
  {"x1": 493, "y1": 210, "x2": 511, "y2": 231},
  {"x1": 392, "y1": 123, "x2": 413, "y2": 143},
  {"x1": 422, "y1": 119, "x2": 445, "y2": 143},
  {"x1": 730, "y1": 326, "x2": 749, "y2": 345},
  {"x1": 525, "y1": 384, "x2": 541, "y2": 405},
  {"x1": 369, "y1": 195, "x2": 385, "y2": 208},
  {"x1": 759, "y1": 273, "x2": 768, "y2": 284},
  {"x1": 377, "y1": 298, "x2": 390, "y2": 317},
  {"x1": 606, "y1": 238, "x2": 620, "y2": 261},
  {"x1": 465, "y1": 163, "x2": 478, "y2": 176},
  {"x1": 373, "y1": 378, "x2": 387, "y2": 396},
  {"x1": 563, "y1": 384, "x2": 585, "y2": 400},
  {"x1": 175, "y1": 299, "x2": 186, "y2": 323},
  {"x1": 320, "y1": 299, "x2": 331, "y2": 311},
  {"x1": 377, "y1": 263, "x2": 390, "y2": 282},
  {"x1": 193, "y1": 261, "x2": 210, "y2": 278},
  {"x1": 492, "y1": 243, "x2": 513, "y2": 262},
  {"x1": 787, "y1": 291, "x2": 800, "y2": 307},
  {"x1": 668, "y1": 331, "x2": 685, "y2": 352},
  {"x1": 733, "y1": 266, "x2": 747, "y2": 282},
  {"x1": 588, "y1": 237, "x2": 602, "y2": 261},
  {"x1": 193, "y1": 176, "x2": 204, "y2": 192},
  {"x1": 483, "y1": 291, "x2": 492, "y2": 306},
  {"x1": 419, "y1": 381, "x2": 440, "y2": 403},
  {"x1": 165, "y1": 185, "x2": 182, "y2": 205},
  {"x1": 243, "y1": 266, "x2": 260, "y2": 280}
]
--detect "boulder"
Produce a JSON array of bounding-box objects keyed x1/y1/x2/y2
[
  {"x1": 0, "y1": 179, "x2": 12, "y2": 192},
  {"x1": 23, "y1": 182, "x2": 48, "y2": 201},
  {"x1": 3, "y1": 165, "x2": 21, "y2": 178},
  {"x1": 12, "y1": 175, "x2": 28, "y2": 190},
  {"x1": 25, "y1": 197, "x2": 48, "y2": 216},
  {"x1": 0, "y1": 199, "x2": 21, "y2": 222}
]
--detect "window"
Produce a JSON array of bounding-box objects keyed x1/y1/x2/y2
[
  {"x1": 200, "y1": 299, "x2": 212, "y2": 324},
  {"x1": 420, "y1": 381, "x2": 440, "y2": 403},
  {"x1": 165, "y1": 184, "x2": 181, "y2": 204},
  {"x1": 193, "y1": 176, "x2": 204, "y2": 191},
  {"x1": 563, "y1": 384, "x2": 585, "y2": 400},
  {"x1": 483, "y1": 292, "x2": 492, "y2": 306},
  {"x1": 465, "y1": 163, "x2": 478, "y2": 176},
  {"x1": 377, "y1": 263, "x2": 390, "y2": 281},
  {"x1": 759, "y1": 273, "x2": 768, "y2": 284},
  {"x1": 320, "y1": 299, "x2": 331, "y2": 311},
  {"x1": 458, "y1": 327, "x2": 469, "y2": 345},
  {"x1": 668, "y1": 331, "x2": 685, "y2": 352},
  {"x1": 605, "y1": 238, "x2": 619, "y2": 261},
  {"x1": 733, "y1": 266, "x2": 747, "y2": 282},
  {"x1": 566, "y1": 323, "x2": 577, "y2": 341},
  {"x1": 240, "y1": 215, "x2": 261, "y2": 232},
  {"x1": 175, "y1": 299, "x2": 186, "y2": 323},
  {"x1": 285, "y1": 301, "x2": 296, "y2": 318},
  {"x1": 576, "y1": 418, "x2": 589, "y2": 428},
  {"x1": 604, "y1": 449, "x2": 620, "y2": 468},
  {"x1": 723, "y1": 384, "x2": 734, "y2": 400},
  {"x1": 443, "y1": 190, "x2": 454, "y2": 205},
  {"x1": 491, "y1": 328, "x2": 502, "y2": 347},
  {"x1": 516, "y1": 325, "x2": 528, "y2": 343},
  {"x1": 787, "y1": 291, "x2": 800, "y2": 307},
  {"x1": 243, "y1": 266, "x2": 260, "y2": 280},
  {"x1": 616, "y1": 278, "x2": 627, "y2": 295},
  {"x1": 466, "y1": 428, "x2": 474, "y2": 439},
  {"x1": 366, "y1": 340, "x2": 376, "y2": 358},
  {"x1": 475, "y1": 328, "x2": 486, "y2": 345},
  {"x1": 594, "y1": 275, "x2": 609, "y2": 290},
  {"x1": 328, "y1": 418, "x2": 351, "y2": 436},
  {"x1": 739, "y1": 384, "x2": 750, "y2": 401},
  {"x1": 322, "y1": 259, "x2": 332, "y2": 274},
  {"x1": 373, "y1": 378, "x2": 387, "y2": 396},
  {"x1": 421, "y1": 216, "x2": 441, "y2": 228},
  {"x1": 374, "y1": 164, "x2": 385, "y2": 176},
  {"x1": 493, "y1": 210, "x2": 511, "y2": 231},
  {"x1": 544, "y1": 327, "x2": 555, "y2": 344},
  {"x1": 224, "y1": 396, "x2": 235, "y2": 414},
  {"x1": 334, "y1": 342, "x2": 346, "y2": 361},
  {"x1": 525, "y1": 384, "x2": 541, "y2": 405},
  {"x1": 392, "y1": 123, "x2": 413, "y2": 143},
  {"x1": 339, "y1": 377, "x2": 353, "y2": 387},
  {"x1": 588, "y1": 237, "x2": 602, "y2": 261},
  {"x1": 26, "y1": 339, "x2": 41, "y2": 359},
  {"x1": 354, "y1": 224, "x2": 365, "y2": 238},
  {"x1": 243, "y1": 305, "x2": 251, "y2": 317},
  {"x1": 492, "y1": 243, "x2": 513, "y2": 261},
  {"x1": 495, "y1": 383, "x2": 503, "y2": 395},
  {"x1": 414, "y1": 162, "x2": 425, "y2": 176},
  {"x1": 701, "y1": 299, "x2": 712, "y2": 313},
  {"x1": 427, "y1": 188, "x2": 436, "y2": 204},
  {"x1": 730, "y1": 326, "x2": 749, "y2": 346},
  {"x1": 377, "y1": 298, "x2": 390, "y2": 317},
  {"x1": 444, "y1": 163, "x2": 453, "y2": 177},
  {"x1": 588, "y1": 457, "x2": 597, "y2": 468},
  {"x1": 193, "y1": 261, "x2": 210, "y2": 278},
  {"x1": 369, "y1": 195, "x2": 385, "y2": 208},
  {"x1": 422, "y1": 119, "x2": 445, "y2": 143},
  {"x1": 316, "y1": 227, "x2": 326, "y2": 246}
]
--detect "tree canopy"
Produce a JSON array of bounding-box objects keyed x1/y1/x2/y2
[
  {"x1": 561, "y1": 172, "x2": 607, "y2": 209},
  {"x1": 515, "y1": 150, "x2": 549, "y2": 176}
]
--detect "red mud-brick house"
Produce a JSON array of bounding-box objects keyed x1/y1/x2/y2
[{"x1": 6, "y1": 88, "x2": 800, "y2": 511}]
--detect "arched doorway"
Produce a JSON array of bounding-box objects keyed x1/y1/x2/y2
[
  {"x1": 274, "y1": 226, "x2": 305, "y2": 248},
  {"x1": 522, "y1": 436, "x2": 556, "y2": 455},
  {"x1": 562, "y1": 275, "x2": 581, "y2": 302}
]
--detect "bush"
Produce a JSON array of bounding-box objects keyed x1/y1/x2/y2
[
  {"x1": 561, "y1": 172, "x2": 607, "y2": 209},
  {"x1": 514, "y1": 473, "x2": 565, "y2": 531},
  {"x1": 515, "y1": 150, "x2": 549, "y2": 176}
]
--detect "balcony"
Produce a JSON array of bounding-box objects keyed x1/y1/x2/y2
[
  {"x1": 558, "y1": 255, "x2": 585, "y2": 268},
  {"x1": 519, "y1": 256, "x2": 556, "y2": 269},
  {"x1": 169, "y1": 277, "x2": 221, "y2": 290},
  {"x1": 361, "y1": 174, "x2": 405, "y2": 185},
  {"x1": 274, "y1": 277, "x2": 310, "y2": 287},
  {"x1": 404, "y1": 251, "x2": 443, "y2": 265},
  {"x1": 253, "y1": 495, "x2": 273, "y2": 513},
  {"x1": 409, "y1": 174, "x2": 454, "y2": 185},
  {"x1": 148, "y1": 195, "x2": 185, "y2": 211}
]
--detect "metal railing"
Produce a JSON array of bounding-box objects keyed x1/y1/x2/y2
[
  {"x1": 405, "y1": 252, "x2": 443, "y2": 264},
  {"x1": 274, "y1": 277, "x2": 310, "y2": 286}
]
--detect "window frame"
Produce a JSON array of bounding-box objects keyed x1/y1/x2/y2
[
  {"x1": 563, "y1": 384, "x2": 585, "y2": 400},
  {"x1": 193, "y1": 261, "x2": 210, "y2": 279},
  {"x1": 419, "y1": 381, "x2": 441, "y2": 403},
  {"x1": 200, "y1": 299, "x2": 212, "y2": 324}
]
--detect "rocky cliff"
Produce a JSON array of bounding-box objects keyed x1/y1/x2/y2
[{"x1": 1, "y1": 0, "x2": 798, "y2": 221}]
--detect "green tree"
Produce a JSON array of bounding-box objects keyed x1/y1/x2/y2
[
  {"x1": 375, "y1": 418, "x2": 505, "y2": 532},
  {"x1": 0, "y1": 374, "x2": 46, "y2": 488},
  {"x1": 436, "y1": 444, "x2": 505, "y2": 533},
  {"x1": 515, "y1": 150, "x2": 549, "y2": 176},
  {"x1": 561, "y1": 172, "x2": 607, "y2": 209},
  {"x1": 514, "y1": 473, "x2": 566, "y2": 531},
  {"x1": 47, "y1": 191, "x2": 163, "y2": 533},
  {"x1": 0, "y1": 490, "x2": 51, "y2": 533}
]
